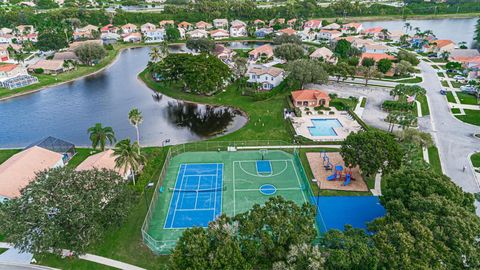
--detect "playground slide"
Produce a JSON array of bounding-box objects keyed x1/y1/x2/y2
[
  {"x1": 327, "y1": 174, "x2": 336, "y2": 181},
  {"x1": 343, "y1": 174, "x2": 351, "y2": 186}
]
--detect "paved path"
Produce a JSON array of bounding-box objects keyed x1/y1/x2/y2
[
  {"x1": 0, "y1": 263, "x2": 59, "y2": 270},
  {"x1": 418, "y1": 61, "x2": 480, "y2": 214},
  {"x1": 0, "y1": 243, "x2": 32, "y2": 265}
]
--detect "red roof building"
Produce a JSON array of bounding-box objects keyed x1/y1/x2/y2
[{"x1": 291, "y1": 89, "x2": 331, "y2": 107}]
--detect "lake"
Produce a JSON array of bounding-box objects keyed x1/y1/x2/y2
[
  {"x1": 0, "y1": 46, "x2": 248, "y2": 148},
  {"x1": 362, "y1": 17, "x2": 479, "y2": 48}
]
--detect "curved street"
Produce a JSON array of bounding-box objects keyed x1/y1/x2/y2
[{"x1": 418, "y1": 61, "x2": 480, "y2": 213}]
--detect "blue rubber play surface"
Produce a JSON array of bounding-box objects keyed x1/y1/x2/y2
[
  {"x1": 313, "y1": 196, "x2": 385, "y2": 233},
  {"x1": 256, "y1": 160, "x2": 272, "y2": 174},
  {"x1": 164, "y1": 163, "x2": 223, "y2": 229}
]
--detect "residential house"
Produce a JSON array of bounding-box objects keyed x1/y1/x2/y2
[
  {"x1": 123, "y1": 32, "x2": 142, "y2": 43},
  {"x1": 53, "y1": 51, "x2": 79, "y2": 62},
  {"x1": 323, "y1": 23, "x2": 341, "y2": 30},
  {"x1": 17, "y1": 33, "x2": 37, "y2": 43},
  {"x1": 360, "y1": 52, "x2": 396, "y2": 63},
  {"x1": 253, "y1": 19, "x2": 265, "y2": 27},
  {"x1": 291, "y1": 89, "x2": 331, "y2": 107},
  {"x1": 362, "y1": 43, "x2": 390, "y2": 54},
  {"x1": 388, "y1": 30, "x2": 406, "y2": 42},
  {"x1": 430, "y1": 39, "x2": 455, "y2": 54},
  {"x1": 341, "y1": 23, "x2": 363, "y2": 34},
  {"x1": 0, "y1": 63, "x2": 38, "y2": 89},
  {"x1": 213, "y1": 19, "x2": 229, "y2": 29},
  {"x1": 269, "y1": 18, "x2": 285, "y2": 27},
  {"x1": 247, "y1": 65, "x2": 285, "y2": 90},
  {"x1": 0, "y1": 46, "x2": 9, "y2": 62},
  {"x1": 362, "y1": 27, "x2": 385, "y2": 40},
  {"x1": 209, "y1": 29, "x2": 229, "y2": 40},
  {"x1": 213, "y1": 44, "x2": 236, "y2": 66},
  {"x1": 255, "y1": 28, "x2": 273, "y2": 38},
  {"x1": 230, "y1": 23, "x2": 247, "y2": 38},
  {"x1": 26, "y1": 136, "x2": 76, "y2": 163},
  {"x1": 287, "y1": 19, "x2": 297, "y2": 28},
  {"x1": 73, "y1": 24, "x2": 99, "y2": 40},
  {"x1": 178, "y1": 21, "x2": 193, "y2": 30},
  {"x1": 76, "y1": 149, "x2": 132, "y2": 180},
  {"x1": 317, "y1": 29, "x2": 342, "y2": 41},
  {"x1": 121, "y1": 23, "x2": 138, "y2": 34},
  {"x1": 101, "y1": 33, "x2": 120, "y2": 45},
  {"x1": 0, "y1": 28, "x2": 13, "y2": 35},
  {"x1": 186, "y1": 29, "x2": 208, "y2": 39},
  {"x1": 231, "y1": 20, "x2": 247, "y2": 28},
  {"x1": 450, "y1": 51, "x2": 480, "y2": 79},
  {"x1": 248, "y1": 44, "x2": 274, "y2": 61},
  {"x1": 28, "y1": 59, "x2": 70, "y2": 74},
  {"x1": 144, "y1": 29, "x2": 165, "y2": 43},
  {"x1": 178, "y1": 28, "x2": 186, "y2": 39},
  {"x1": 297, "y1": 29, "x2": 316, "y2": 41},
  {"x1": 304, "y1": 19, "x2": 323, "y2": 30},
  {"x1": 101, "y1": 24, "x2": 118, "y2": 34},
  {"x1": 68, "y1": 39, "x2": 103, "y2": 51},
  {"x1": 0, "y1": 146, "x2": 64, "y2": 202},
  {"x1": 0, "y1": 34, "x2": 14, "y2": 44},
  {"x1": 450, "y1": 49, "x2": 480, "y2": 59},
  {"x1": 141, "y1": 23, "x2": 157, "y2": 33},
  {"x1": 310, "y1": 47, "x2": 336, "y2": 63},
  {"x1": 16, "y1": 25, "x2": 35, "y2": 34},
  {"x1": 195, "y1": 21, "x2": 213, "y2": 30},
  {"x1": 159, "y1": 20, "x2": 175, "y2": 28},
  {"x1": 277, "y1": 28, "x2": 296, "y2": 36}
]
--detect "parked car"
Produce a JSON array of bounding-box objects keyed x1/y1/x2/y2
[
  {"x1": 454, "y1": 75, "x2": 466, "y2": 80},
  {"x1": 460, "y1": 85, "x2": 477, "y2": 93},
  {"x1": 428, "y1": 53, "x2": 438, "y2": 58},
  {"x1": 440, "y1": 89, "x2": 447, "y2": 95}
]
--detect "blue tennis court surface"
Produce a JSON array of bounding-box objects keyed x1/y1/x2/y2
[
  {"x1": 314, "y1": 196, "x2": 385, "y2": 233},
  {"x1": 164, "y1": 163, "x2": 223, "y2": 229},
  {"x1": 256, "y1": 160, "x2": 272, "y2": 174}
]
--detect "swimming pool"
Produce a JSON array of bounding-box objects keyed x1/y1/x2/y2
[{"x1": 307, "y1": 119, "x2": 342, "y2": 136}]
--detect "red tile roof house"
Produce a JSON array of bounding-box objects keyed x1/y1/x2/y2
[
  {"x1": 317, "y1": 29, "x2": 342, "y2": 41},
  {"x1": 76, "y1": 149, "x2": 132, "y2": 180},
  {"x1": 159, "y1": 20, "x2": 175, "y2": 28},
  {"x1": 304, "y1": 19, "x2": 323, "y2": 30},
  {"x1": 430, "y1": 39, "x2": 455, "y2": 54},
  {"x1": 195, "y1": 21, "x2": 213, "y2": 30},
  {"x1": 178, "y1": 21, "x2": 193, "y2": 30},
  {"x1": 28, "y1": 59, "x2": 71, "y2": 74},
  {"x1": 277, "y1": 28, "x2": 297, "y2": 36},
  {"x1": 209, "y1": 29, "x2": 230, "y2": 40},
  {"x1": 341, "y1": 23, "x2": 363, "y2": 34},
  {"x1": 213, "y1": 19, "x2": 229, "y2": 29},
  {"x1": 0, "y1": 46, "x2": 9, "y2": 62},
  {"x1": 101, "y1": 24, "x2": 118, "y2": 34},
  {"x1": 248, "y1": 44, "x2": 274, "y2": 61},
  {"x1": 362, "y1": 27, "x2": 385, "y2": 40},
  {"x1": 287, "y1": 18, "x2": 297, "y2": 28},
  {"x1": 291, "y1": 89, "x2": 331, "y2": 107},
  {"x1": 253, "y1": 19, "x2": 265, "y2": 27},
  {"x1": 121, "y1": 23, "x2": 138, "y2": 34},
  {"x1": 141, "y1": 23, "x2": 157, "y2": 33},
  {"x1": 123, "y1": 32, "x2": 142, "y2": 43},
  {"x1": 360, "y1": 52, "x2": 396, "y2": 63}
]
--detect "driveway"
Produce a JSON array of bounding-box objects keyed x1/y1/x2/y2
[{"x1": 418, "y1": 61, "x2": 480, "y2": 213}]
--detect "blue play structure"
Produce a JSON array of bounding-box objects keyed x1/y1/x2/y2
[
  {"x1": 314, "y1": 196, "x2": 386, "y2": 233},
  {"x1": 323, "y1": 151, "x2": 352, "y2": 186}
]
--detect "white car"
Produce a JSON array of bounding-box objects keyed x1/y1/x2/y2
[
  {"x1": 453, "y1": 75, "x2": 466, "y2": 80},
  {"x1": 460, "y1": 85, "x2": 477, "y2": 93}
]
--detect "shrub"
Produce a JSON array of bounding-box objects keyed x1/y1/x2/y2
[
  {"x1": 34, "y1": 68, "x2": 44, "y2": 74},
  {"x1": 382, "y1": 100, "x2": 415, "y2": 111},
  {"x1": 329, "y1": 111, "x2": 335, "y2": 115},
  {"x1": 330, "y1": 100, "x2": 350, "y2": 110},
  {"x1": 294, "y1": 107, "x2": 302, "y2": 117},
  {"x1": 104, "y1": 44, "x2": 114, "y2": 50}
]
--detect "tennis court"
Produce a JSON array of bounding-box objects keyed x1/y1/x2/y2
[{"x1": 144, "y1": 149, "x2": 313, "y2": 254}]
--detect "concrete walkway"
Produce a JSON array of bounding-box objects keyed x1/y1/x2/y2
[
  {"x1": 418, "y1": 61, "x2": 480, "y2": 214},
  {"x1": 0, "y1": 243, "x2": 146, "y2": 270}
]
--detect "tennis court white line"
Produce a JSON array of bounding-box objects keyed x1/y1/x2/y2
[
  {"x1": 193, "y1": 170, "x2": 202, "y2": 209},
  {"x1": 164, "y1": 164, "x2": 187, "y2": 229},
  {"x1": 236, "y1": 160, "x2": 289, "y2": 178},
  {"x1": 182, "y1": 174, "x2": 218, "y2": 177},
  {"x1": 291, "y1": 160, "x2": 308, "y2": 203},
  {"x1": 235, "y1": 187, "x2": 302, "y2": 192},
  {"x1": 174, "y1": 208, "x2": 216, "y2": 212},
  {"x1": 232, "y1": 159, "x2": 293, "y2": 163},
  {"x1": 213, "y1": 163, "x2": 218, "y2": 220},
  {"x1": 233, "y1": 160, "x2": 236, "y2": 216}
]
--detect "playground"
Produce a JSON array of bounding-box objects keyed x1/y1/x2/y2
[
  {"x1": 306, "y1": 152, "x2": 368, "y2": 192},
  {"x1": 143, "y1": 149, "x2": 313, "y2": 254}
]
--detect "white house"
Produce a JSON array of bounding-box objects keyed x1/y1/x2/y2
[
  {"x1": 178, "y1": 27, "x2": 186, "y2": 39},
  {"x1": 304, "y1": 19, "x2": 322, "y2": 30},
  {"x1": 123, "y1": 32, "x2": 142, "y2": 43},
  {"x1": 186, "y1": 29, "x2": 208, "y2": 39},
  {"x1": 121, "y1": 23, "x2": 138, "y2": 34},
  {"x1": 195, "y1": 21, "x2": 213, "y2": 30},
  {"x1": 362, "y1": 43, "x2": 390, "y2": 54},
  {"x1": 341, "y1": 23, "x2": 363, "y2": 34},
  {"x1": 317, "y1": 30, "x2": 342, "y2": 41},
  {"x1": 247, "y1": 65, "x2": 285, "y2": 90},
  {"x1": 323, "y1": 23, "x2": 341, "y2": 30},
  {"x1": 0, "y1": 63, "x2": 38, "y2": 89},
  {"x1": 141, "y1": 23, "x2": 157, "y2": 33},
  {"x1": 0, "y1": 27, "x2": 12, "y2": 35},
  {"x1": 209, "y1": 29, "x2": 230, "y2": 40},
  {"x1": 230, "y1": 24, "x2": 247, "y2": 38},
  {"x1": 213, "y1": 19, "x2": 229, "y2": 29},
  {"x1": 144, "y1": 29, "x2": 165, "y2": 43}
]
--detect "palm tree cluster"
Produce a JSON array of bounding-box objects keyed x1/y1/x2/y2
[{"x1": 86, "y1": 108, "x2": 146, "y2": 185}]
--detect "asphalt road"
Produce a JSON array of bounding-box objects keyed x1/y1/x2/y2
[
  {"x1": 0, "y1": 263, "x2": 57, "y2": 270},
  {"x1": 418, "y1": 61, "x2": 480, "y2": 213}
]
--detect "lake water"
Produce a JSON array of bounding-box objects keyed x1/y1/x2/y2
[
  {"x1": 362, "y1": 17, "x2": 479, "y2": 48},
  {"x1": 0, "y1": 46, "x2": 248, "y2": 148}
]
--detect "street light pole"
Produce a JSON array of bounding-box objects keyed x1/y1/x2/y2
[{"x1": 144, "y1": 182, "x2": 154, "y2": 208}]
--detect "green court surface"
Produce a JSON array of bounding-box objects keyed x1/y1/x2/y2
[{"x1": 143, "y1": 150, "x2": 313, "y2": 254}]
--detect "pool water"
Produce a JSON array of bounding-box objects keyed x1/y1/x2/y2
[{"x1": 307, "y1": 119, "x2": 342, "y2": 136}]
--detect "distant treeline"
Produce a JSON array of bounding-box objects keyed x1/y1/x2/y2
[{"x1": 1, "y1": 0, "x2": 480, "y2": 29}]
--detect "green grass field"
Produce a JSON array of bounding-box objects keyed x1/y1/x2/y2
[
  {"x1": 456, "y1": 92, "x2": 479, "y2": 105},
  {"x1": 455, "y1": 110, "x2": 480, "y2": 126},
  {"x1": 66, "y1": 148, "x2": 99, "y2": 168},
  {"x1": 0, "y1": 149, "x2": 21, "y2": 165},
  {"x1": 437, "y1": 72, "x2": 445, "y2": 78},
  {"x1": 471, "y1": 152, "x2": 480, "y2": 168},
  {"x1": 144, "y1": 150, "x2": 313, "y2": 254},
  {"x1": 416, "y1": 94, "x2": 430, "y2": 116},
  {"x1": 446, "y1": 91, "x2": 456, "y2": 103},
  {"x1": 428, "y1": 146, "x2": 443, "y2": 175},
  {"x1": 451, "y1": 108, "x2": 461, "y2": 114}
]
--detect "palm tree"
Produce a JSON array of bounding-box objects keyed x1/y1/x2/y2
[
  {"x1": 87, "y1": 123, "x2": 116, "y2": 151},
  {"x1": 128, "y1": 108, "x2": 143, "y2": 154},
  {"x1": 380, "y1": 28, "x2": 390, "y2": 40},
  {"x1": 149, "y1": 47, "x2": 161, "y2": 62},
  {"x1": 404, "y1": 22, "x2": 411, "y2": 32},
  {"x1": 113, "y1": 139, "x2": 145, "y2": 185}
]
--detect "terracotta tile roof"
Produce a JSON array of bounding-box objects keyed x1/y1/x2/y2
[
  {"x1": 292, "y1": 89, "x2": 330, "y2": 101},
  {"x1": 452, "y1": 56, "x2": 480, "y2": 64},
  {"x1": 364, "y1": 27, "x2": 383, "y2": 34},
  {"x1": 160, "y1": 20, "x2": 175, "y2": 26},
  {"x1": 248, "y1": 66, "x2": 284, "y2": 77},
  {"x1": 343, "y1": 23, "x2": 362, "y2": 29},
  {"x1": 29, "y1": 60, "x2": 64, "y2": 71},
  {"x1": 178, "y1": 21, "x2": 192, "y2": 28},
  {"x1": 249, "y1": 44, "x2": 274, "y2": 57},
  {"x1": 76, "y1": 149, "x2": 129, "y2": 176},
  {"x1": 0, "y1": 63, "x2": 18, "y2": 72},
  {"x1": 432, "y1": 39, "x2": 454, "y2": 48},
  {"x1": 122, "y1": 23, "x2": 137, "y2": 29},
  {"x1": 195, "y1": 21, "x2": 212, "y2": 28},
  {"x1": 361, "y1": 52, "x2": 395, "y2": 61},
  {"x1": 253, "y1": 19, "x2": 265, "y2": 24},
  {"x1": 0, "y1": 146, "x2": 62, "y2": 199},
  {"x1": 310, "y1": 47, "x2": 334, "y2": 59},
  {"x1": 278, "y1": 28, "x2": 296, "y2": 35},
  {"x1": 304, "y1": 19, "x2": 322, "y2": 28},
  {"x1": 209, "y1": 29, "x2": 229, "y2": 36}
]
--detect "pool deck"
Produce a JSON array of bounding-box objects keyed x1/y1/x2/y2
[
  {"x1": 291, "y1": 108, "x2": 363, "y2": 141},
  {"x1": 306, "y1": 152, "x2": 369, "y2": 192}
]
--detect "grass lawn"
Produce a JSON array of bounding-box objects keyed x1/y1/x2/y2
[
  {"x1": 431, "y1": 65, "x2": 439, "y2": 70},
  {"x1": 233, "y1": 49, "x2": 249, "y2": 58},
  {"x1": 446, "y1": 72, "x2": 456, "y2": 78},
  {"x1": 416, "y1": 94, "x2": 430, "y2": 116},
  {"x1": 139, "y1": 69, "x2": 293, "y2": 142},
  {"x1": 0, "y1": 149, "x2": 21, "y2": 165},
  {"x1": 66, "y1": 148, "x2": 99, "y2": 169},
  {"x1": 455, "y1": 109, "x2": 480, "y2": 126},
  {"x1": 471, "y1": 152, "x2": 480, "y2": 168},
  {"x1": 446, "y1": 91, "x2": 457, "y2": 103},
  {"x1": 36, "y1": 147, "x2": 170, "y2": 270},
  {"x1": 451, "y1": 81, "x2": 466, "y2": 88},
  {"x1": 441, "y1": 80, "x2": 449, "y2": 87},
  {"x1": 456, "y1": 92, "x2": 479, "y2": 105},
  {"x1": 0, "y1": 248, "x2": 7, "y2": 255},
  {"x1": 430, "y1": 58, "x2": 447, "y2": 63},
  {"x1": 437, "y1": 72, "x2": 445, "y2": 78},
  {"x1": 428, "y1": 146, "x2": 443, "y2": 175},
  {"x1": 451, "y1": 108, "x2": 461, "y2": 114},
  {"x1": 360, "y1": 97, "x2": 366, "y2": 108},
  {"x1": 395, "y1": 76, "x2": 423, "y2": 83}
]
